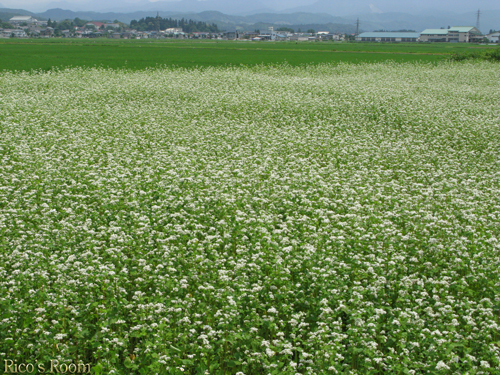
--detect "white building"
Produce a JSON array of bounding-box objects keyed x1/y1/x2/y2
[
  {"x1": 486, "y1": 32, "x2": 500, "y2": 43},
  {"x1": 1, "y1": 29, "x2": 28, "y2": 38},
  {"x1": 420, "y1": 26, "x2": 482, "y2": 43},
  {"x1": 9, "y1": 16, "x2": 39, "y2": 25}
]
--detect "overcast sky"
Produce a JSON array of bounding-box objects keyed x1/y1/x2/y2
[{"x1": 2, "y1": 0, "x2": 499, "y2": 15}]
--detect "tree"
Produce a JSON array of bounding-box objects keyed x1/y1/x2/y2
[
  {"x1": 73, "y1": 17, "x2": 86, "y2": 27},
  {"x1": 307, "y1": 29, "x2": 315, "y2": 34},
  {"x1": 57, "y1": 20, "x2": 72, "y2": 30},
  {"x1": 0, "y1": 21, "x2": 14, "y2": 29},
  {"x1": 277, "y1": 27, "x2": 294, "y2": 33}
]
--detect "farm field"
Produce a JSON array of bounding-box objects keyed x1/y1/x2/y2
[
  {"x1": 1, "y1": 39, "x2": 497, "y2": 71},
  {"x1": 1, "y1": 61, "x2": 500, "y2": 374}
]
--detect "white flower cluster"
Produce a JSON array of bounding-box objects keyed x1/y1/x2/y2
[{"x1": 0, "y1": 62, "x2": 499, "y2": 373}]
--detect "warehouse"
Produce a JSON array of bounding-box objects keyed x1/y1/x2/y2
[
  {"x1": 355, "y1": 32, "x2": 420, "y2": 42},
  {"x1": 9, "y1": 16, "x2": 39, "y2": 25}
]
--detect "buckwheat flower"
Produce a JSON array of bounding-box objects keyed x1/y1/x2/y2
[
  {"x1": 267, "y1": 307, "x2": 278, "y2": 314},
  {"x1": 480, "y1": 361, "x2": 490, "y2": 368},
  {"x1": 436, "y1": 361, "x2": 450, "y2": 371},
  {"x1": 266, "y1": 348, "x2": 275, "y2": 357}
]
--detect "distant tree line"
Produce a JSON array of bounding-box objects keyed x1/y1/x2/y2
[
  {"x1": 0, "y1": 19, "x2": 14, "y2": 28},
  {"x1": 46, "y1": 17, "x2": 89, "y2": 33},
  {"x1": 130, "y1": 16, "x2": 218, "y2": 33},
  {"x1": 277, "y1": 27, "x2": 294, "y2": 33},
  {"x1": 47, "y1": 17, "x2": 89, "y2": 29},
  {"x1": 45, "y1": 18, "x2": 127, "y2": 35}
]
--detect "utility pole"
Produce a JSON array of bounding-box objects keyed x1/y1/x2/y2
[
  {"x1": 476, "y1": 9, "x2": 481, "y2": 33},
  {"x1": 356, "y1": 18, "x2": 360, "y2": 36}
]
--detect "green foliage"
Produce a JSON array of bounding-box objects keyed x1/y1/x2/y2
[
  {"x1": 276, "y1": 27, "x2": 294, "y2": 33},
  {"x1": 0, "y1": 61, "x2": 499, "y2": 374},
  {"x1": 449, "y1": 48, "x2": 500, "y2": 62},
  {"x1": 0, "y1": 20, "x2": 14, "y2": 28},
  {"x1": 46, "y1": 17, "x2": 93, "y2": 33}
]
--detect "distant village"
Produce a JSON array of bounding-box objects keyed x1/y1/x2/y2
[{"x1": 1, "y1": 15, "x2": 499, "y2": 43}]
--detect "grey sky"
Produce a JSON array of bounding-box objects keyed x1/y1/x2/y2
[{"x1": 3, "y1": 0, "x2": 499, "y2": 16}]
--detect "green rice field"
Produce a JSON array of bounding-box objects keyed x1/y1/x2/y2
[{"x1": 0, "y1": 38, "x2": 497, "y2": 71}]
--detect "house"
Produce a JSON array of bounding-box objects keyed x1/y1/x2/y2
[
  {"x1": 104, "y1": 23, "x2": 120, "y2": 29},
  {"x1": 290, "y1": 34, "x2": 309, "y2": 41},
  {"x1": 243, "y1": 31, "x2": 259, "y2": 39},
  {"x1": 355, "y1": 32, "x2": 421, "y2": 42},
  {"x1": 420, "y1": 27, "x2": 482, "y2": 43},
  {"x1": 224, "y1": 31, "x2": 239, "y2": 40},
  {"x1": 85, "y1": 22, "x2": 105, "y2": 29},
  {"x1": 486, "y1": 32, "x2": 500, "y2": 43},
  {"x1": 135, "y1": 31, "x2": 148, "y2": 39},
  {"x1": 165, "y1": 28, "x2": 183, "y2": 33},
  {"x1": 317, "y1": 31, "x2": 331, "y2": 40},
  {"x1": 88, "y1": 31, "x2": 103, "y2": 38},
  {"x1": 1, "y1": 29, "x2": 27, "y2": 38},
  {"x1": 38, "y1": 27, "x2": 54, "y2": 37},
  {"x1": 191, "y1": 32, "x2": 210, "y2": 39}
]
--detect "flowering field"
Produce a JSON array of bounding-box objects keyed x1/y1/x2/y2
[{"x1": 1, "y1": 62, "x2": 500, "y2": 374}]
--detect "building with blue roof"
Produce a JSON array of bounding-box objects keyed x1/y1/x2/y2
[
  {"x1": 355, "y1": 32, "x2": 421, "y2": 42},
  {"x1": 356, "y1": 26, "x2": 482, "y2": 43}
]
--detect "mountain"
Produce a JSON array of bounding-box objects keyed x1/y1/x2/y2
[
  {"x1": 0, "y1": 7, "x2": 43, "y2": 22},
  {"x1": 139, "y1": 0, "x2": 273, "y2": 15},
  {"x1": 1, "y1": 6, "x2": 498, "y2": 34},
  {"x1": 345, "y1": 10, "x2": 500, "y2": 34},
  {"x1": 5, "y1": 0, "x2": 500, "y2": 16},
  {"x1": 282, "y1": 0, "x2": 498, "y2": 16}
]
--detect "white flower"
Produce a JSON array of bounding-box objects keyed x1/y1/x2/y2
[{"x1": 436, "y1": 361, "x2": 450, "y2": 371}]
